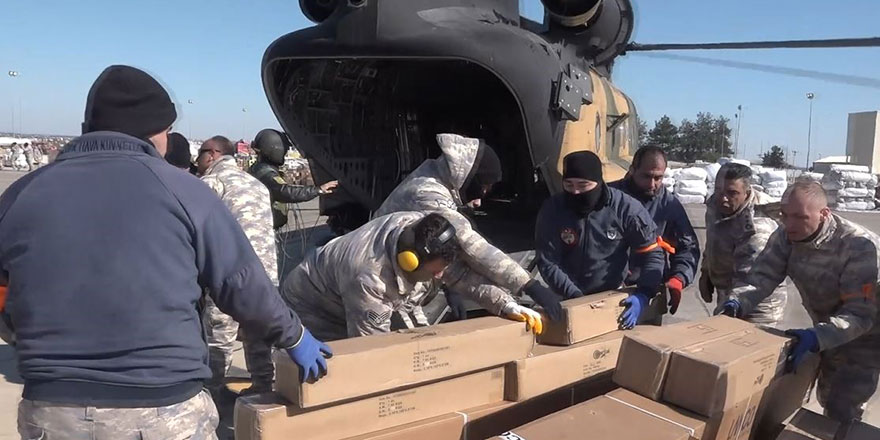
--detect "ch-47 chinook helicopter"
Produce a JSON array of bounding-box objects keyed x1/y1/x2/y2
[{"x1": 261, "y1": 0, "x2": 880, "y2": 249}]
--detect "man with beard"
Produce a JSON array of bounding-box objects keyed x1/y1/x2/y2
[
  {"x1": 702, "y1": 163, "x2": 786, "y2": 326},
  {"x1": 610, "y1": 146, "x2": 699, "y2": 316},
  {"x1": 535, "y1": 151, "x2": 665, "y2": 329}
]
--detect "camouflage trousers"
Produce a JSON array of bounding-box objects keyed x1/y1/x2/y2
[
  {"x1": 18, "y1": 390, "x2": 218, "y2": 440},
  {"x1": 203, "y1": 297, "x2": 275, "y2": 391},
  {"x1": 817, "y1": 342, "x2": 880, "y2": 423}
]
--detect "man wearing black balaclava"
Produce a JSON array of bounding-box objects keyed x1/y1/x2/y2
[{"x1": 535, "y1": 150, "x2": 666, "y2": 329}]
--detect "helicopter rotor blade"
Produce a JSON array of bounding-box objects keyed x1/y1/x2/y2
[
  {"x1": 631, "y1": 52, "x2": 880, "y2": 90},
  {"x1": 626, "y1": 37, "x2": 880, "y2": 52}
]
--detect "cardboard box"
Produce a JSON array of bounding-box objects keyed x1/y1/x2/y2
[
  {"x1": 505, "y1": 331, "x2": 624, "y2": 401},
  {"x1": 776, "y1": 408, "x2": 880, "y2": 440},
  {"x1": 466, "y1": 372, "x2": 616, "y2": 439},
  {"x1": 613, "y1": 316, "x2": 754, "y2": 400},
  {"x1": 754, "y1": 353, "x2": 821, "y2": 439},
  {"x1": 605, "y1": 388, "x2": 707, "y2": 439},
  {"x1": 342, "y1": 412, "x2": 465, "y2": 440},
  {"x1": 662, "y1": 328, "x2": 790, "y2": 416},
  {"x1": 491, "y1": 395, "x2": 696, "y2": 440},
  {"x1": 235, "y1": 368, "x2": 505, "y2": 440},
  {"x1": 605, "y1": 388, "x2": 763, "y2": 440},
  {"x1": 275, "y1": 317, "x2": 533, "y2": 407},
  {"x1": 537, "y1": 291, "x2": 629, "y2": 346}
]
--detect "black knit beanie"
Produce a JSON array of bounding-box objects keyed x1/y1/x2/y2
[
  {"x1": 563, "y1": 151, "x2": 604, "y2": 182},
  {"x1": 165, "y1": 132, "x2": 192, "y2": 168},
  {"x1": 82, "y1": 65, "x2": 177, "y2": 140}
]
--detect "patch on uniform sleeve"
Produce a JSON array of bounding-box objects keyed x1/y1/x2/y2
[
  {"x1": 560, "y1": 227, "x2": 578, "y2": 246},
  {"x1": 273, "y1": 176, "x2": 287, "y2": 184},
  {"x1": 365, "y1": 310, "x2": 392, "y2": 327},
  {"x1": 842, "y1": 284, "x2": 877, "y2": 303}
]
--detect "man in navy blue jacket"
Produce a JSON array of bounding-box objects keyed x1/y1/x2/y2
[
  {"x1": 610, "y1": 146, "x2": 700, "y2": 315},
  {"x1": 535, "y1": 151, "x2": 665, "y2": 329},
  {"x1": 0, "y1": 65, "x2": 331, "y2": 439}
]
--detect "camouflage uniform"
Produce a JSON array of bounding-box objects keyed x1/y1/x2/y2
[
  {"x1": 18, "y1": 389, "x2": 218, "y2": 440},
  {"x1": 281, "y1": 211, "x2": 511, "y2": 341},
  {"x1": 373, "y1": 133, "x2": 523, "y2": 325},
  {"x1": 704, "y1": 190, "x2": 787, "y2": 325},
  {"x1": 201, "y1": 156, "x2": 278, "y2": 391},
  {"x1": 733, "y1": 214, "x2": 880, "y2": 422}
]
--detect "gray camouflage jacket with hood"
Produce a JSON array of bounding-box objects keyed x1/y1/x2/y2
[{"x1": 374, "y1": 134, "x2": 526, "y2": 317}]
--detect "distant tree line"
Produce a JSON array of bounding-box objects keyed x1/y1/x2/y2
[{"x1": 637, "y1": 113, "x2": 734, "y2": 164}]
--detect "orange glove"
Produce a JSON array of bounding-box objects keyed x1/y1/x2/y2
[{"x1": 666, "y1": 277, "x2": 684, "y2": 315}]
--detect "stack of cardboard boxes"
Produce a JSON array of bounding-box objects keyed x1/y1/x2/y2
[
  {"x1": 235, "y1": 291, "x2": 636, "y2": 440},
  {"x1": 493, "y1": 315, "x2": 822, "y2": 440}
]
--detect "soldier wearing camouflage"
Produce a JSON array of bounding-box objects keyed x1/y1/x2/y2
[
  {"x1": 282, "y1": 211, "x2": 516, "y2": 341},
  {"x1": 733, "y1": 212, "x2": 880, "y2": 422},
  {"x1": 201, "y1": 153, "x2": 279, "y2": 391},
  {"x1": 373, "y1": 133, "x2": 525, "y2": 324},
  {"x1": 703, "y1": 189, "x2": 787, "y2": 325},
  {"x1": 18, "y1": 390, "x2": 218, "y2": 440}
]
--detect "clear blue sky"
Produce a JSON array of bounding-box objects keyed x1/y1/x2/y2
[{"x1": 2, "y1": 0, "x2": 879, "y2": 166}]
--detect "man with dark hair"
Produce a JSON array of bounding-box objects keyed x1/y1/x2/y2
[
  {"x1": 249, "y1": 128, "x2": 337, "y2": 230},
  {"x1": 610, "y1": 145, "x2": 699, "y2": 316},
  {"x1": 720, "y1": 180, "x2": 880, "y2": 425},
  {"x1": 282, "y1": 211, "x2": 544, "y2": 340},
  {"x1": 165, "y1": 132, "x2": 196, "y2": 173},
  {"x1": 701, "y1": 163, "x2": 786, "y2": 325},
  {"x1": 200, "y1": 134, "x2": 284, "y2": 395},
  {"x1": 374, "y1": 133, "x2": 559, "y2": 329},
  {"x1": 196, "y1": 135, "x2": 236, "y2": 176},
  {"x1": 0, "y1": 65, "x2": 330, "y2": 439},
  {"x1": 536, "y1": 150, "x2": 665, "y2": 329}
]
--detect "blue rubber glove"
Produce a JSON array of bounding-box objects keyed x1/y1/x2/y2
[
  {"x1": 619, "y1": 293, "x2": 648, "y2": 330},
  {"x1": 784, "y1": 328, "x2": 819, "y2": 373},
  {"x1": 523, "y1": 280, "x2": 563, "y2": 322},
  {"x1": 717, "y1": 298, "x2": 741, "y2": 318},
  {"x1": 286, "y1": 329, "x2": 333, "y2": 383},
  {"x1": 445, "y1": 290, "x2": 468, "y2": 321}
]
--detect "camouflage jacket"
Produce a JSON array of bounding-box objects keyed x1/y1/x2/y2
[
  {"x1": 735, "y1": 214, "x2": 880, "y2": 350},
  {"x1": 202, "y1": 156, "x2": 278, "y2": 285},
  {"x1": 374, "y1": 133, "x2": 525, "y2": 307},
  {"x1": 282, "y1": 212, "x2": 448, "y2": 340},
  {"x1": 704, "y1": 190, "x2": 786, "y2": 324}
]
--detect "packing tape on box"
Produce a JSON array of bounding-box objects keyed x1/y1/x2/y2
[{"x1": 605, "y1": 396, "x2": 697, "y2": 437}]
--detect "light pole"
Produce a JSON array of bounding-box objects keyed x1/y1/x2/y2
[
  {"x1": 241, "y1": 107, "x2": 248, "y2": 141},
  {"x1": 734, "y1": 105, "x2": 744, "y2": 159},
  {"x1": 805, "y1": 92, "x2": 815, "y2": 170},
  {"x1": 7, "y1": 71, "x2": 19, "y2": 137},
  {"x1": 187, "y1": 99, "x2": 194, "y2": 139}
]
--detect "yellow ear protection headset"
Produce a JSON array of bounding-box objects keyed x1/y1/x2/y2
[{"x1": 397, "y1": 223, "x2": 456, "y2": 272}]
